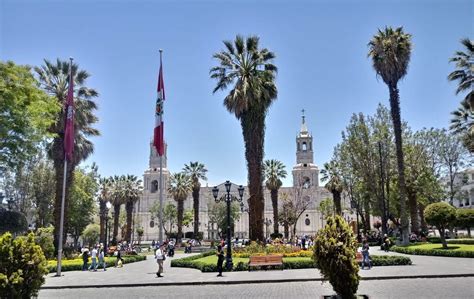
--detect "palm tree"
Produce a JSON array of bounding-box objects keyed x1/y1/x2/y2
[
  {"x1": 368, "y1": 26, "x2": 412, "y2": 245},
  {"x1": 449, "y1": 38, "x2": 474, "y2": 152},
  {"x1": 210, "y1": 35, "x2": 278, "y2": 241},
  {"x1": 110, "y1": 175, "x2": 125, "y2": 245},
  {"x1": 35, "y1": 59, "x2": 100, "y2": 251},
  {"x1": 183, "y1": 161, "x2": 208, "y2": 239},
  {"x1": 168, "y1": 172, "x2": 192, "y2": 242},
  {"x1": 448, "y1": 38, "x2": 474, "y2": 110},
  {"x1": 123, "y1": 175, "x2": 143, "y2": 243},
  {"x1": 98, "y1": 177, "x2": 112, "y2": 244},
  {"x1": 264, "y1": 159, "x2": 287, "y2": 235},
  {"x1": 320, "y1": 161, "x2": 344, "y2": 215}
]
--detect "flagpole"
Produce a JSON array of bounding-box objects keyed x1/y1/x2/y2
[
  {"x1": 158, "y1": 49, "x2": 164, "y2": 245},
  {"x1": 56, "y1": 57, "x2": 73, "y2": 277}
]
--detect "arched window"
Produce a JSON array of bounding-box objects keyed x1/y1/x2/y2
[
  {"x1": 302, "y1": 142, "x2": 307, "y2": 151},
  {"x1": 151, "y1": 180, "x2": 158, "y2": 193},
  {"x1": 303, "y1": 177, "x2": 310, "y2": 189}
]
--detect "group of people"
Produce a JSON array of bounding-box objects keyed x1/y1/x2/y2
[{"x1": 81, "y1": 244, "x2": 107, "y2": 271}]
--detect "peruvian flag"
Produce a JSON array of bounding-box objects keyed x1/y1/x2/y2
[
  {"x1": 153, "y1": 58, "x2": 165, "y2": 156},
  {"x1": 64, "y1": 61, "x2": 75, "y2": 161}
]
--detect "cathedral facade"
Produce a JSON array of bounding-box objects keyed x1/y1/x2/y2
[{"x1": 136, "y1": 115, "x2": 332, "y2": 241}]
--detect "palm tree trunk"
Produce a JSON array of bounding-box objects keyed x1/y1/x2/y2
[
  {"x1": 389, "y1": 83, "x2": 410, "y2": 245},
  {"x1": 99, "y1": 200, "x2": 106, "y2": 244},
  {"x1": 407, "y1": 190, "x2": 419, "y2": 234},
  {"x1": 241, "y1": 109, "x2": 265, "y2": 241},
  {"x1": 177, "y1": 199, "x2": 184, "y2": 242},
  {"x1": 271, "y1": 189, "x2": 279, "y2": 234},
  {"x1": 193, "y1": 187, "x2": 200, "y2": 238},
  {"x1": 112, "y1": 204, "x2": 120, "y2": 244},
  {"x1": 125, "y1": 200, "x2": 134, "y2": 242},
  {"x1": 284, "y1": 224, "x2": 289, "y2": 239},
  {"x1": 333, "y1": 190, "x2": 342, "y2": 215}
]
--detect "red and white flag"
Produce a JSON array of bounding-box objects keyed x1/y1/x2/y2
[
  {"x1": 64, "y1": 60, "x2": 75, "y2": 161},
  {"x1": 153, "y1": 57, "x2": 165, "y2": 156}
]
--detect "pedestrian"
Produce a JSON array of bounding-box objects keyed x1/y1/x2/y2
[
  {"x1": 115, "y1": 246, "x2": 123, "y2": 268},
  {"x1": 155, "y1": 243, "x2": 166, "y2": 277},
  {"x1": 81, "y1": 247, "x2": 89, "y2": 271},
  {"x1": 382, "y1": 234, "x2": 391, "y2": 252},
  {"x1": 98, "y1": 247, "x2": 106, "y2": 271},
  {"x1": 361, "y1": 240, "x2": 371, "y2": 270},
  {"x1": 216, "y1": 245, "x2": 224, "y2": 277},
  {"x1": 89, "y1": 245, "x2": 98, "y2": 271}
]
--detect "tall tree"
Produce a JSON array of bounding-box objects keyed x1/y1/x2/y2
[
  {"x1": 451, "y1": 100, "x2": 474, "y2": 153},
  {"x1": 30, "y1": 155, "x2": 56, "y2": 228},
  {"x1": 110, "y1": 175, "x2": 125, "y2": 244},
  {"x1": 67, "y1": 166, "x2": 98, "y2": 248},
  {"x1": 210, "y1": 35, "x2": 278, "y2": 241},
  {"x1": 168, "y1": 172, "x2": 192, "y2": 241},
  {"x1": 35, "y1": 59, "x2": 100, "y2": 251},
  {"x1": 368, "y1": 26, "x2": 412, "y2": 245},
  {"x1": 98, "y1": 177, "x2": 112, "y2": 245},
  {"x1": 321, "y1": 160, "x2": 344, "y2": 215},
  {"x1": 0, "y1": 61, "x2": 59, "y2": 172},
  {"x1": 183, "y1": 161, "x2": 208, "y2": 238},
  {"x1": 123, "y1": 175, "x2": 143, "y2": 243},
  {"x1": 264, "y1": 159, "x2": 287, "y2": 234}
]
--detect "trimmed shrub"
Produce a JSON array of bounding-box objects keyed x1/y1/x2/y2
[
  {"x1": 171, "y1": 254, "x2": 410, "y2": 272},
  {"x1": 448, "y1": 239, "x2": 474, "y2": 245},
  {"x1": 270, "y1": 232, "x2": 283, "y2": 239},
  {"x1": 424, "y1": 202, "x2": 456, "y2": 249},
  {"x1": 313, "y1": 215, "x2": 359, "y2": 299},
  {"x1": 391, "y1": 245, "x2": 474, "y2": 258},
  {"x1": 456, "y1": 209, "x2": 474, "y2": 238},
  {"x1": 0, "y1": 232, "x2": 49, "y2": 298}
]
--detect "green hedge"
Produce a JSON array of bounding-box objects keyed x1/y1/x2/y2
[
  {"x1": 47, "y1": 255, "x2": 147, "y2": 273},
  {"x1": 170, "y1": 254, "x2": 411, "y2": 272},
  {"x1": 426, "y1": 237, "x2": 474, "y2": 245},
  {"x1": 391, "y1": 246, "x2": 474, "y2": 258}
]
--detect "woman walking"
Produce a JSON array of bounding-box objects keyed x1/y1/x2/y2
[{"x1": 155, "y1": 243, "x2": 166, "y2": 277}]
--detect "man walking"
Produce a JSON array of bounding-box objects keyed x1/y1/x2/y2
[
  {"x1": 155, "y1": 243, "x2": 165, "y2": 277},
  {"x1": 216, "y1": 245, "x2": 224, "y2": 277},
  {"x1": 98, "y1": 247, "x2": 106, "y2": 271},
  {"x1": 89, "y1": 245, "x2": 98, "y2": 271}
]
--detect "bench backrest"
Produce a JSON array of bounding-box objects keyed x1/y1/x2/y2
[
  {"x1": 249, "y1": 256, "x2": 267, "y2": 263},
  {"x1": 266, "y1": 255, "x2": 283, "y2": 263}
]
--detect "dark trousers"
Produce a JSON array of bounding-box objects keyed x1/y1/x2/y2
[{"x1": 217, "y1": 259, "x2": 224, "y2": 275}]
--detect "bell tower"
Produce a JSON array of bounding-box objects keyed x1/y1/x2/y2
[{"x1": 292, "y1": 110, "x2": 319, "y2": 188}]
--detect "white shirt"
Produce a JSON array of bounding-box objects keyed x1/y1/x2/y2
[
  {"x1": 155, "y1": 248, "x2": 164, "y2": 260},
  {"x1": 91, "y1": 248, "x2": 97, "y2": 258}
]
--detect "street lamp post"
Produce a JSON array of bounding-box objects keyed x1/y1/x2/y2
[{"x1": 212, "y1": 181, "x2": 245, "y2": 270}]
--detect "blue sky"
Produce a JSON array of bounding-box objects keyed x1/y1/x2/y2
[{"x1": 1, "y1": 0, "x2": 472, "y2": 187}]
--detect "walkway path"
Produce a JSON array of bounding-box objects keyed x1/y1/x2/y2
[{"x1": 42, "y1": 248, "x2": 474, "y2": 289}]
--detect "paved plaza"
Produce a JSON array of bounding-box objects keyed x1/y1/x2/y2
[
  {"x1": 41, "y1": 248, "x2": 474, "y2": 290},
  {"x1": 39, "y1": 278, "x2": 474, "y2": 299}
]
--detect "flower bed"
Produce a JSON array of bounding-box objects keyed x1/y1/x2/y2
[
  {"x1": 170, "y1": 253, "x2": 411, "y2": 272},
  {"x1": 46, "y1": 255, "x2": 146, "y2": 273},
  {"x1": 391, "y1": 243, "x2": 474, "y2": 258}
]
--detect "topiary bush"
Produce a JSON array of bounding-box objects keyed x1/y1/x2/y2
[
  {"x1": 0, "y1": 232, "x2": 49, "y2": 298},
  {"x1": 313, "y1": 215, "x2": 359, "y2": 299},
  {"x1": 424, "y1": 202, "x2": 456, "y2": 249},
  {"x1": 456, "y1": 209, "x2": 474, "y2": 238},
  {"x1": 0, "y1": 210, "x2": 28, "y2": 235}
]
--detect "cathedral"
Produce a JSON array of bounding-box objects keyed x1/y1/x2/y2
[{"x1": 136, "y1": 114, "x2": 333, "y2": 241}]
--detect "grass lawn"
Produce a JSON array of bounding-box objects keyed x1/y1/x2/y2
[{"x1": 406, "y1": 243, "x2": 474, "y2": 251}]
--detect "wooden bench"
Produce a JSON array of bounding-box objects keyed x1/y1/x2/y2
[{"x1": 248, "y1": 255, "x2": 283, "y2": 271}]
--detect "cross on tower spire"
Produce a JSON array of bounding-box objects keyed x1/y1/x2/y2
[{"x1": 301, "y1": 109, "x2": 305, "y2": 124}]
